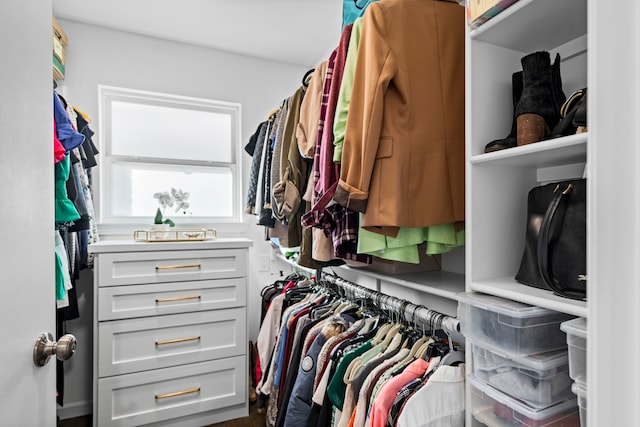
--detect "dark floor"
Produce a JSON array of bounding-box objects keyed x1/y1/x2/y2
[{"x1": 58, "y1": 401, "x2": 266, "y2": 427}]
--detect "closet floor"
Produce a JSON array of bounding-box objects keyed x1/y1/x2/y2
[{"x1": 57, "y1": 401, "x2": 266, "y2": 427}]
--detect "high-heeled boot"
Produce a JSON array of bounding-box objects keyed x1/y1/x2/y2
[
  {"x1": 484, "y1": 71, "x2": 523, "y2": 153},
  {"x1": 516, "y1": 51, "x2": 562, "y2": 146},
  {"x1": 551, "y1": 53, "x2": 566, "y2": 116}
]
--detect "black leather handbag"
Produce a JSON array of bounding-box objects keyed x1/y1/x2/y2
[{"x1": 515, "y1": 179, "x2": 587, "y2": 300}]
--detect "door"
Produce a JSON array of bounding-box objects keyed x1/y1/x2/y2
[{"x1": 1, "y1": 1, "x2": 58, "y2": 425}]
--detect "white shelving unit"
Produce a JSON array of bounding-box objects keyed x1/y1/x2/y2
[
  {"x1": 466, "y1": 0, "x2": 588, "y2": 318},
  {"x1": 467, "y1": 0, "x2": 640, "y2": 425},
  {"x1": 466, "y1": 0, "x2": 588, "y2": 425}
]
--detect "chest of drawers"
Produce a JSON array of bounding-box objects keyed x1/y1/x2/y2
[{"x1": 90, "y1": 238, "x2": 252, "y2": 427}]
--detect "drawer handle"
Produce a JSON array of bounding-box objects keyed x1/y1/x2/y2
[
  {"x1": 155, "y1": 295, "x2": 202, "y2": 303},
  {"x1": 155, "y1": 336, "x2": 201, "y2": 346},
  {"x1": 155, "y1": 264, "x2": 201, "y2": 271},
  {"x1": 155, "y1": 387, "x2": 201, "y2": 400}
]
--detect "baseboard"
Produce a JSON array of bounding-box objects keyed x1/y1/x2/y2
[{"x1": 57, "y1": 400, "x2": 92, "y2": 420}]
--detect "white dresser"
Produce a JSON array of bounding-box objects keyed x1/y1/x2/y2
[{"x1": 89, "y1": 238, "x2": 252, "y2": 427}]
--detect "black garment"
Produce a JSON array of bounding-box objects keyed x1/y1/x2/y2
[
  {"x1": 245, "y1": 121, "x2": 263, "y2": 155},
  {"x1": 261, "y1": 284, "x2": 283, "y2": 325},
  {"x1": 73, "y1": 108, "x2": 99, "y2": 169},
  {"x1": 246, "y1": 120, "x2": 269, "y2": 214},
  {"x1": 59, "y1": 285, "x2": 80, "y2": 321},
  {"x1": 307, "y1": 362, "x2": 337, "y2": 427},
  {"x1": 275, "y1": 316, "x2": 325, "y2": 427},
  {"x1": 258, "y1": 128, "x2": 276, "y2": 228}
]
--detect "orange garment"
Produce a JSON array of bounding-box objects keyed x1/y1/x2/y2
[{"x1": 347, "y1": 404, "x2": 357, "y2": 427}]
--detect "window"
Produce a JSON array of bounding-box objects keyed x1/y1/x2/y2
[{"x1": 98, "y1": 86, "x2": 242, "y2": 224}]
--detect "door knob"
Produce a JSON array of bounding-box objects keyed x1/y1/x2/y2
[{"x1": 33, "y1": 332, "x2": 77, "y2": 367}]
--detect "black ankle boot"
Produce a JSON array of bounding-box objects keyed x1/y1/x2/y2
[
  {"x1": 484, "y1": 71, "x2": 523, "y2": 153},
  {"x1": 515, "y1": 51, "x2": 561, "y2": 146},
  {"x1": 551, "y1": 53, "x2": 566, "y2": 115}
]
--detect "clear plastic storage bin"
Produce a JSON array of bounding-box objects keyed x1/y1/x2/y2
[
  {"x1": 471, "y1": 340, "x2": 574, "y2": 408},
  {"x1": 458, "y1": 293, "x2": 574, "y2": 357},
  {"x1": 560, "y1": 317, "x2": 586, "y2": 388},
  {"x1": 571, "y1": 382, "x2": 586, "y2": 427},
  {"x1": 470, "y1": 376, "x2": 580, "y2": 427}
]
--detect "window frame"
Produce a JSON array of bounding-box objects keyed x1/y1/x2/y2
[{"x1": 97, "y1": 85, "x2": 243, "y2": 226}]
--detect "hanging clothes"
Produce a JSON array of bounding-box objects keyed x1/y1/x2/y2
[
  {"x1": 301, "y1": 23, "x2": 370, "y2": 266},
  {"x1": 53, "y1": 91, "x2": 84, "y2": 153},
  {"x1": 332, "y1": 17, "x2": 364, "y2": 165},
  {"x1": 272, "y1": 85, "x2": 309, "y2": 249},
  {"x1": 53, "y1": 91, "x2": 101, "y2": 406},
  {"x1": 54, "y1": 156, "x2": 80, "y2": 226},
  {"x1": 333, "y1": 0, "x2": 465, "y2": 237},
  {"x1": 246, "y1": 120, "x2": 271, "y2": 214},
  {"x1": 254, "y1": 273, "x2": 465, "y2": 427},
  {"x1": 297, "y1": 61, "x2": 329, "y2": 159}
]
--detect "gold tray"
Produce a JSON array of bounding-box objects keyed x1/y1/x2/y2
[{"x1": 134, "y1": 228, "x2": 216, "y2": 242}]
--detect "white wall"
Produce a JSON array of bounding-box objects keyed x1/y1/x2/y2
[{"x1": 56, "y1": 19, "x2": 316, "y2": 419}]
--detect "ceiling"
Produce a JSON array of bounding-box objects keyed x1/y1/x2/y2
[{"x1": 52, "y1": 0, "x2": 344, "y2": 67}]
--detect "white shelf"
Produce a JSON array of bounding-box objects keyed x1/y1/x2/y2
[
  {"x1": 340, "y1": 267, "x2": 465, "y2": 301},
  {"x1": 271, "y1": 251, "x2": 464, "y2": 301},
  {"x1": 470, "y1": 276, "x2": 587, "y2": 318},
  {"x1": 470, "y1": 133, "x2": 587, "y2": 167},
  {"x1": 470, "y1": 0, "x2": 587, "y2": 52}
]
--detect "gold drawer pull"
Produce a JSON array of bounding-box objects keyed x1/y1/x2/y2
[
  {"x1": 155, "y1": 295, "x2": 202, "y2": 303},
  {"x1": 155, "y1": 387, "x2": 201, "y2": 400},
  {"x1": 155, "y1": 336, "x2": 201, "y2": 346},
  {"x1": 155, "y1": 264, "x2": 201, "y2": 271}
]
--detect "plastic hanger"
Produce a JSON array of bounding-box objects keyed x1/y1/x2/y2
[
  {"x1": 439, "y1": 350, "x2": 465, "y2": 367},
  {"x1": 438, "y1": 330, "x2": 465, "y2": 367},
  {"x1": 379, "y1": 323, "x2": 403, "y2": 350},
  {"x1": 302, "y1": 68, "x2": 314, "y2": 87},
  {"x1": 382, "y1": 331, "x2": 404, "y2": 355},
  {"x1": 371, "y1": 321, "x2": 393, "y2": 345}
]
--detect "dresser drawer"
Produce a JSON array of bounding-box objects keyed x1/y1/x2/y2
[
  {"x1": 98, "y1": 278, "x2": 246, "y2": 320},
  {"x1": 98, "y1": 308, "x2": 246, "y2": 377},
  {"x1": 97, "y1": 249, "x2": 247, "y2": 287},
  {"x1": 97, "y1": 356, "x2": 246, "y2": 427}
]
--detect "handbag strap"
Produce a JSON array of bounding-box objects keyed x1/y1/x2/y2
[{"x1": 537, "y1": 183, "x2": 586, "y2": 300}]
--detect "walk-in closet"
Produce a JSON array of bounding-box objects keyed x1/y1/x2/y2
[{"x1": 3, "y1": 0, "x2": 640, "y2": 426}]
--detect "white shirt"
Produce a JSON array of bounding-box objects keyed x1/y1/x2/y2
[{"x1": 396, "y1": 364, "x2": 466, "y2": 427}]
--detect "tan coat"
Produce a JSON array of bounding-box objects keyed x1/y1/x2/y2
[
  {"x1": 297, "y1": 61, "x2": 328, "y2": 159},
  {"x1": 334, "y1": 0, "x2": 465, "y2": 237}
]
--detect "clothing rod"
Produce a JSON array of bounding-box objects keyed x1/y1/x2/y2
[
  {"x1": 322, "y1": 272, "x2": 460, "y2": 333},
  {"x1": 321, "y1": 273, "x2": 460, "y2": 335},
  {"x1": 273, "y1": 252, "x2": 460, "y2": 334}
]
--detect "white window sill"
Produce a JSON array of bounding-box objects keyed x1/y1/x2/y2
[{"x1": 96, "y1": 221, "x2": 250, "y2": 240}]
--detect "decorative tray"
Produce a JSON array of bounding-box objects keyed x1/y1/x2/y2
[{"x1": 134, "y1": 228, "x2": 216, "y2": 242}]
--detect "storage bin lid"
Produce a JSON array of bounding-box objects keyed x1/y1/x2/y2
[
  {"x1": 470, "y1": 375, "x2": 578, "y2": 420},
  {"x1": 560, "y1": 317, "x2": 587, "y2": 339},
  {"x1": 458, "y1": 292, "x2": 567, "y2": 318},
  {"x1": 471, "y1": 339, "x2": 569, "y2": 372}
]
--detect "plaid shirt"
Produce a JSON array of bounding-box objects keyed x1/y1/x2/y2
[
  {"x1": 301, "y1": 24, "x2": 370, "y2": 264},
  {"x1": 386, "y1": 378, "x2": 423, "y2": 427}
]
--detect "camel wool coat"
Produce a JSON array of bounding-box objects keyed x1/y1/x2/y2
[{"x1": 333, "y1": 0, "x2": 465, "y2": 238}]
